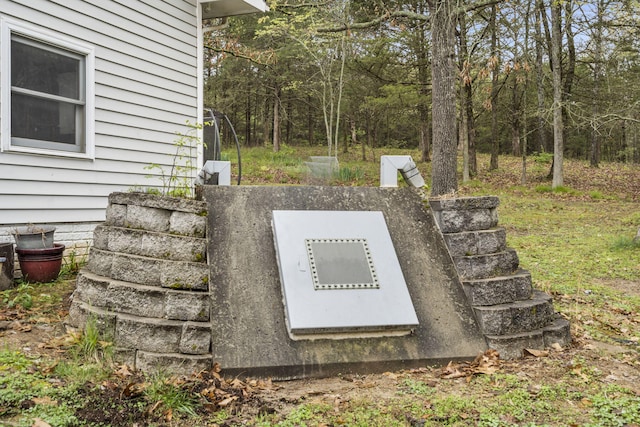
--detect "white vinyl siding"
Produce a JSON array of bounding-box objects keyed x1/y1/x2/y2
[{"x1": 0, "y1": 0, "x2": 199, "y2": 228}]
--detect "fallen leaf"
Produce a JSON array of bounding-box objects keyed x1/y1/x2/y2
[
  {"x1": 32, "y1": 396, "x2": 58, "y2": 406},
  {"x1": 218, "y1": 395, "x2": 239, "y2": 407},
  {"x1": 147, "y1": 400, "x2": 162, "y2": 415},
  {"x1": 524, "y1": 348, "x2": 549, "y2": 358},
  {"x1": 114, "y1": 364, "x2": 134, "y2": 378},
  {"x1": 32, "y1": 419, "x2": 52, "y2": 427},
  {"x1": 15, "y1": 323, "x2": 32, "y2": 332},
  {"x1": 40, "y1": 361, "x2": 59, "y2": 374},
  {"x1": 551, "y1": 342, "x2": 564, "y2": 351},
  {"x1": 383, "y1": 372, "x2": 398, "y2": 380}
]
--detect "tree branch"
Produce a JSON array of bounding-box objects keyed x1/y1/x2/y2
[
  {"x1": 204, "y1": 45, "x2": 274, "y2": 66},
  {"x1": 317, "y1": 0, "x2": 505, "y2": 33}
]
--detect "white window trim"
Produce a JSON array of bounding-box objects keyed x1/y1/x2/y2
[{"x1": 1, "y1": 18, "x2": 95, "y2": 160}]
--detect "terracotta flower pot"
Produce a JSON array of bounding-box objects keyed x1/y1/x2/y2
[{"x1": 16, "y1": 243, "x2": 65, "y2": 283}]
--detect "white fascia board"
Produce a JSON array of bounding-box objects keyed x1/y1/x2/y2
[{"x1": 200, "y1": 0, "x2": 269, "y2": 19}]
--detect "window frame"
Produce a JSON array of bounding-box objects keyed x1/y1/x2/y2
[{"x1": 1, "y1": 18, "x2": 95, "y2": 159}]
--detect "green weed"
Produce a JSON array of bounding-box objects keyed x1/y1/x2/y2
[
  {"x1": 399, "y1": 378, "x2": 434, "y2": 396},
  {"x1": 59, "y1": 249, "x2": 87, "y2": 278},
  {"x1": 586, "y1": 386, "x2": 640, "y2": 426},
  {"x1": 1, "y1": 282, "x2": 33, "y2": 309},
  {"x1": 69, "y1": 316, "x2": 113, "y2": 363},
  {"x1": 144, "y1": 374, "x2": 199, "y2": 418},
  {"x1": 145, "y1": 121, "x2": 203, "y2": 198},
  {"x1": 610, "y1": 236, "x2": 640, "y2": 251}
]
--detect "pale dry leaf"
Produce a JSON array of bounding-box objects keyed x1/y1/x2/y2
[
  {"x1": 218, "y1": 395, "x2": 239, "y2": 407},
  {"x1": 524, "y1": 348, "x2": 549, "y2": 358},
  {"x1": 32, "y1": 396, "x2": 58, "y2": 406}
]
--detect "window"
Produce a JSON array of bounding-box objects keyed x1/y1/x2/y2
[{"x1": 1, "y1": 19, "x2": 94, "y2": 158}]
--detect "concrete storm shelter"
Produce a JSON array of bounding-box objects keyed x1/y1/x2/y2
[
  {"x1": 71, "y1": 184, "x2": 570, "y2": 377},
  {"x1": 204, "y1": 186, "x2": 487, "y2": 378}
]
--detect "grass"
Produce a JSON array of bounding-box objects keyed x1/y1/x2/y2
[{"x1": 1, "y1": 146, "x2": 639, "y2": 426}]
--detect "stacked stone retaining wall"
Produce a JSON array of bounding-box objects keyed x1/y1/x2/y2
[
  {"x1": 430, "y1": 196, "x2": 572, "y2": 358},
  {"x1": 68, "y1": 193, "x2": 211, "y2": 374}
]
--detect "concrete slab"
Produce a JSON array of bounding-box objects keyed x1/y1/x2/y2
[{"x1": 203, "y1": 186, "x2": 487, "y2": 378}]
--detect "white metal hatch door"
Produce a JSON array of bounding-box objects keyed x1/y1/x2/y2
[{"x1": 272, "y1": 210, "x2": 419, "y2": 339}]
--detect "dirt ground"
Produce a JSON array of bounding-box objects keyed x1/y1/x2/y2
[{"x1": 1, "y1": 291, "x2": 639, "y2": 417}]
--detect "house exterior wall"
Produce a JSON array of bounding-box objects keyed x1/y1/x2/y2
[{"x1": 0, "y1": 0, "x2": 200, "y2": 247}]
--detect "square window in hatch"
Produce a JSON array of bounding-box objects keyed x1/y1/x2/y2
[
  {"x1": 306, "y1": 238, "x2": 379, "y2": 290},
  {"x1": 272, "y1": 210, "x2": 419, "y2": 339}
]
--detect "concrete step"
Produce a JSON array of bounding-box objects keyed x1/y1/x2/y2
[
  {"x1": 115, "y1": 312, "x2": 211, "y2": 355},
  {"x1": 443, "y1": 228, "x2": 507, "y2": 257},
  {"x1": 68, "y1": 300, "x2": 210, "y2": 355},
  {"x1": 462, "y1": 270, "x2": 533, "y2": 306},
  {"x1": 135, "y1": 350, "x2": 212, "y2": 375},
  {"x1": 473, "y1": 290, "x2": 556, "y2": 335},
  {"x1": 87, "y1": 248, "x2": 209, "y2": 291},
  {"x1": 454, "y1": 248, "x2": 520, "y2": 280},
  {"x1": 430, "y1": 196, "x2": 500, "y2": 233},
  {"x1": 93, "y1": 225, "x2": 206, "y2": 263},
  {"x1": 105, "y1": 192, "x2": 207, "y2": 238},
  {"x1": 542, "y1": 317, "x2": 572, "y2": 348},
  {"x1": 74, "y1": 270, "x2": 209, "y2": 322},
  {"x1": 485, "y1": 329, "x2": 545, "y2": 359},
  {"x1": 485, "y1": 316, "x2": 572, "y2": 359}
]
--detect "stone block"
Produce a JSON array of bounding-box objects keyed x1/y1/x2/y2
[
  {"x1": 115, "y1": 314, "x2": 182, "y2": 353},
  {"x1": 136, "y1": 351, "x2": 211, "y2": 376},
  {"x1": 160, "y1": 261, "x2": 209, "y2": 291},
  {"x1": 473, "y1": 291, "x2": 555, "y2": 335},
  {"x1": 454, "y1": 249, "x2": 520, "y2": 280},
  {"x1": 443, "y1": 228, "x2": 506, "y2": 257},
  {"x1": 126, "y1": 205, "x2": 170, "y2": 233},
  {"x1": 180, "y1": 323, "x2": 211, "y2": 355},
  {"x1": 433, "y1": 208, "x2": 499, "y2": 233},
  {"x1": 104, "y1": 282, "x2": 165, "y2": 319},
  {"x1": 429, "y1": 196, "x2": 500, "y2": 212},
  {"x1": 170, "y1": 211, "x2": 207, "y2": 238},
  {"x1": 485, "y1": 330, "x2": 544, "y2": 359},
  {"x1": 86, "y1": 249, "x2": 114, "y2": 278},
  {"x1": 543, "y1": 317, "x2": 572, "y2": 348},
  {"x1": 107, "y1": 227, "x2": 143, "y2": 255},
  {"x1": 462, "y1": 270, "x2": 533, "y2": 306},
  {"x1": 105, "y1": 203, "x2": 127, "y2": 227},
  {"x1": 74, "y1": 272, "x2": 110, "y2": 307},
  {"x1": 113, "y1": 348, "x2": 137, "y2": 368},
  {"x1": 67, "y1": 301, "x2": 117, "y2": 339},
  {"x1": 165, "y1": 291, "x2": 209, "y2": 321},
  {"x1": 91, "y1": 225, "x2": 109, "y2": 251},
  {"x1": 109, "y1": 192, "x2": 207, "y2": 215},
  {"x1": 110, "y1": 252, "x2": 162, "y2": 286},
  {"x1": 141, "y1": 232, "x2": 206, "y2": 262}
]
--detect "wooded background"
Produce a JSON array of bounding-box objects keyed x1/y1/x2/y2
[{"x1": 203, "y1": 0, "x2": 640, "y2": 175}]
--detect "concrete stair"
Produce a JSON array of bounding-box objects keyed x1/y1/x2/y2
[
  {"x1": 430, "y1": 196, "x2": 571, "y2": 358},
  {"x1": 68, "y1": 192, "x2": 211, "y2": 374}
]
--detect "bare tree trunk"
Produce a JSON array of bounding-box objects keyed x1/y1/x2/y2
[
  {"x1": 416, "y1": 0, "x2": 431, "y2": 164},
  {"x1": 536, "y1": 0, "x2": 551, "y2": 152},
  {"x1": 551, "y1": 1, "x2": 564, "y2": 188},
  {"x1": 458, "y1": 10, "x2": 476, "y2": 179},
  {"x1": 273, "y1": 85, "x2": 281, "y2": 152},
  {"x1": 429, "y1": 0, "x2": 458, "y2": 196},
  {"x1": 489, "y1": 4, "x2": 500, "y2": 170},
  {"x1": 590, "y1": 0, "x2": 604, "y2": 167},
  {"x1": 307, "y1": 95, "x2": 314, "y2": 146}
]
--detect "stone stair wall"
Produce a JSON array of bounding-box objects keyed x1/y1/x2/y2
[
  {"x1": 68, "y1": 192, "x2": 211, "y2": 374},
  {"x1": 430, "y1": 196, "x2": 571, "y2": 358}
]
